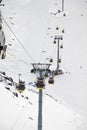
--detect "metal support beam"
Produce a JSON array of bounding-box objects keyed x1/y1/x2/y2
[
  {"x1": 62, "y1": 0, "x2": 64, "y2": 11},
  {"x1": 55, "y1": 35, "x2": 63, "y2": 71},
  {"x1": 38, "y1": 89, "x2": 43, "y2": 130},
  {"x1": 31, "y1": 63, "x2": 51, "y2": 74},
  {"x1": 31, "y1": 63, "x2": 52, "y2": 130},
  {"x1": 57, "y1": 38, "x2": 59, "y2": 70}
]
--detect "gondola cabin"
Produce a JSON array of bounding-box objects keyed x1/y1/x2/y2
[
  {"x1": 58, "y1": 58, "x2": 61, "y2": 63},
  {"x1": 58, "y1": 69, "x2": 63, "y2": 75},
  {"x1": 49, "y1": 58, "x2": 53, "y2": 63},
  {"x1": 62, "y1": 29, "x2": 64, "y2": 33},
  {"x1": 54, "y1": 70, "x2": 58, "y2": 75},
  {"x1": 48, "y1": 75, "x2": 54, "y2": 84},
  {"x1": 53, "y1": 40, "x2": 56, "y2": 44},
  {"x1": 56, "y1": 27, "x2": 59, "y2": 30},
  {"x1": 36, "y1": 77, "x2": 45, "y2": 89},
  {"x1": 54, "y1": 69, "x2": 63, "y2": 75},
  {"x1": 16, "y1": 80, "x2": 25, "y2": 93},
  {"x1": 44, "y1": 71, "x2": 48, "y2": 77},
  {"x1": 60, "y1": 45, "x2": 63, "y2": 49}
]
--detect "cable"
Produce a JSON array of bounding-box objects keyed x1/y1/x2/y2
[
  {"x1": 2, "y1": 15, "x2": 36, "y2": 62},
  {"x1": 19, "y1": 60, "x2": 31, "y2": 67},
  {"x1": 1, "y1": 50, "x2": 32, "y2": 76},
  {"x1": 0, "y1": 66, "x2": 18, "y2": 75},
  {"x1": 5, "y1": 52, "x2": 32, "y2": 78},
  {"x1": 21, "y1": 71, "x2": 30, "y2": 76},
  {"x1": 7, "y1": 51, "x2": 31, "y2": 67},
  {"x1": 39, "y1": 15, "x2": 52, "y2": 62},
  {"x1": 39, "y1": 9, "x2": 56, "y2": 63},
  {"x1": 7, "y1": 51, "x2": 19, "y2": 61}
]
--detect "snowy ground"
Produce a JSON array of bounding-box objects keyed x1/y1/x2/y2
[
  {"x1": 0, "y1": 0, "x2": 87, "y2": 129},
  {"x1": 0, "y1": 81, "x2": 85, "y2": 130}
]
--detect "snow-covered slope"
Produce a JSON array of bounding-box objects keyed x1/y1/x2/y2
[
  {"x1": 0, "y1": 0, "x2": 87, "y2": 129},
  {"x1": 0, "y1": 81, "x2": 84, "y2": 130}
]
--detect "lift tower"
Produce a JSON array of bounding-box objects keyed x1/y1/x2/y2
[
  {"x1": 31, "y1": 63, "x2": 51, "y2": 130},
  {"x1": 62, "y1": 0, "x2": 64, "y2": 11},
  {"x1": 53, "y1": 34, "x2": 63, "y2": 75}
]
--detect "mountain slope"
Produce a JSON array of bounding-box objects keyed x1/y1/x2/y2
[
  {"x1": 0, "y1": 81, "x2": 84, "y2": 130},
  {"x1": 0, "y1": 0, "x2": 87, "y2": 129}
]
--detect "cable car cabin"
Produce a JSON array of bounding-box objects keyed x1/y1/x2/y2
[
  {"x1": 16, "y1": 80, "x2": 25, "y2": 93},
  {"x1": 48, "y1": 75, "x2": 54, "y2": 84},
  {"x1": 49, "y1": 58, "x2": 53, "y2": 63},
  {"x1": 54, "y1": 70, "x2": 58, "y2": 75},
  {"x1": 53, "y1": 40, "x2": 56, "y2": 44},
  {"x1": 58, "y1": 59, "x2": 61, "y2": 63},
  {"x1": 36, "y1": 77, "x2": 45, "y2": 89},
  {"x1": 60, "y1": 45, "x2": 63, "y2": 49},
  {"x1": 58, "y1": 69, "x2": 63, "y2": 75},
  {"x1": 56, "y1": 27, "x2": 59, "y2": 30},
  {"x1": 31, "y1": 68, "x2": 36, "y2": 73},
  {"x1": 62, "y1": 29, "x2": 64, "y2": 33},
  {"x1": 44, "y1": 71, "x2": 48, "y2": 77}
]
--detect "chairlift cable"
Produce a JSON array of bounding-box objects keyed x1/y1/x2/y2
[
  {"x1": 2, "y1": 15, "x2": 35, "y2": 62},
  {"x1": 20, "y1": 71, "x2": 30, "y2": 76},
  {"x1": 39, "y1": 17, "x2": 52, "y2": 62},
  {"x1": 7, "y1": 51, "x2": 31, "y2": 67},
  {"x1": 0, "y1": 66, "x2": 18, "y2": 75},
  {"x1": 39, "y1": 15, "x2": 58, "y2": 63},
  {"x1": 6, "y1": 52, "x2": 32, "y2": 77},
  {"x1": 7, "y1": 51, "x2": 19, "y2": 61},
  {"x1": 0, "y1": 66, "x2": 32, "y2": 81},
  {"x1": 0, "y1": 51, "x2": 31, "y2": 77}
]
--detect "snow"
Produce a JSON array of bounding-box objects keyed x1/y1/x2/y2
[
  {"x1": 0, "y1": 0, "x2": 87, "y2": 129},
  {"x1": 0, "y1": 82, "x2": 84, "y2": 130},
  {"x1": 0, "y1": 83, "x2": 38, "y2": 130}
]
